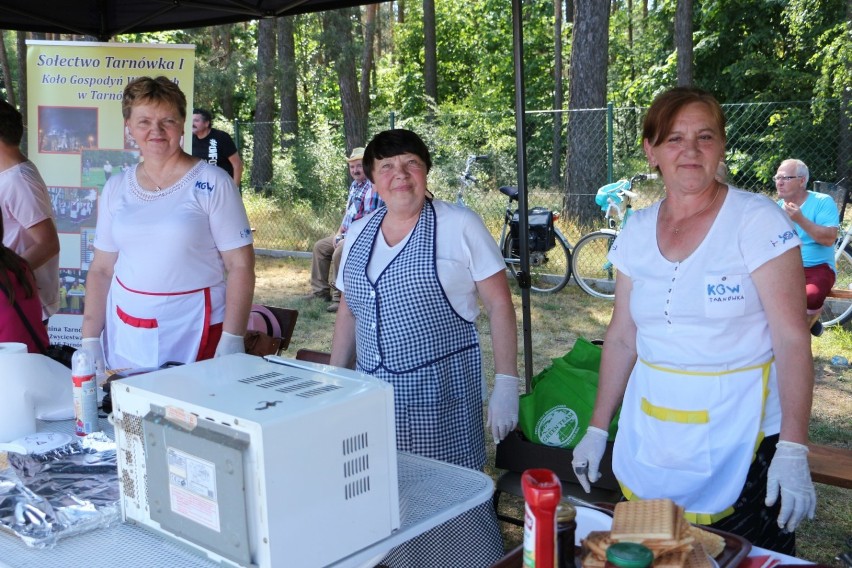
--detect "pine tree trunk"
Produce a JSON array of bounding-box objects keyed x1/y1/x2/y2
[
  {"x1": 251, "y1": 18, "x2": 275, "y2": 193},
  {"x1": 675, "y1": 0, "x2": 693, "y2": 87},
  {"x1": 564, "y1": 0, "x2": 609, "y2": 227},
  {"x1": 278, "y1": 16, "x2": 298, "y2": 149},
  {"x1": 324, "y1": 7, "x2": 367, "y2": 151},
  {"x1": 550, "y1": 0, "x2": 564, "y2": 187}
]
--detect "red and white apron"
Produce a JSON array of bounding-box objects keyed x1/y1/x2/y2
[
  {"x1": 612, "y1": 358, "x2": 773, "y2": 524},
  {"x1": 104, "y1": 276, "x2": 224, "y2": 370}
]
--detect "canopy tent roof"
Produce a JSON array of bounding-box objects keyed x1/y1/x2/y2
[{"x1": 0, "y1": 0, "x2": 378, "y2": 41}]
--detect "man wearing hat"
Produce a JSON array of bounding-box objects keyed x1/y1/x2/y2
[{"x1": 308, "y1": 146, "x2": 383, "y2": 312}]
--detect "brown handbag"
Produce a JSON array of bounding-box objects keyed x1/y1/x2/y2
[{"x1": 243, "y1": 330, "x2": 282, "y2": 357}]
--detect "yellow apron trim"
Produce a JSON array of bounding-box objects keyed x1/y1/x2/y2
[
  {"x1": 639, "y1": 357, "x2": 774, "y2": 377},
  {"x1": 619, "y1": 483, "x2": 735, "y2": 525},
  {"x1": 684, "y1": 507, "x2": 735, "y2": 525},
  {"x1": 641, "y1": 397, "x2": 709, "y2": 424}
]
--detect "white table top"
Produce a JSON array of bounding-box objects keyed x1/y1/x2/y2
[{"x1": 0, "y1": 419, "x2": 494, "y2": 568}]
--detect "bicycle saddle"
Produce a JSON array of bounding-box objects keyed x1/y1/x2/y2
[{"x1": 499, "y1": 186, "x2": 519, "y2": 200}]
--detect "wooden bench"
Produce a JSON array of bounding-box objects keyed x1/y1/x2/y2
[{"x1": 808, "y1": 443, "x2": 852, "y2": 489}]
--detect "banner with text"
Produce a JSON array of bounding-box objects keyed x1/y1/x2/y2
[{"x1": 26, "y1": 41, "x2": 195, "y2": 347}]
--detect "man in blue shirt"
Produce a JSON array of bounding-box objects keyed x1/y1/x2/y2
[
  {"x1": 307, "y1": 147, "x2": 384, "y2": 312},
  {"x1": 775, "y1": 159, "x2": 839, "y2": 336}
]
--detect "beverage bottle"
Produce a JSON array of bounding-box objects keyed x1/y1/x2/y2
[
  {"x1": 522, "y1": 468, "x2": 562, "y2": 567},
  {"x1": 72, "y1": 349, "x2": 99, "y2": 436},
  {"x1": 556, "y1": 503, "x2": 577, "y2": 568},
  {"x1": 605, "y1": 542, "x2": 654, "y2": 568}
]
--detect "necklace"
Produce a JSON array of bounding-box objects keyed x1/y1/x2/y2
[
  {"x1": 141, "y1": 161, "x2": 166, "y2": 191},
  {"x1": 665, "y1": 184, "x2": 721, "y2": 234}
]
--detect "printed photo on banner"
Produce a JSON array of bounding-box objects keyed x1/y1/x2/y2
[
  {"x1": 49, "y1": 187, "x2": 97, "y2": 231},
  {"x1": 37, "y1": 106, "x2": 98, "y2": 153},
  {"x1": 58, "y1": 268, "x2": 88, "y2": 315},
  {"x1": 80, "y1": 149, "x2": 140, "y2": 192}
]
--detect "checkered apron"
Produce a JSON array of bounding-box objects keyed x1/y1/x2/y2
[{"x1": 343, "y1": 200, "x2": 505, "y2": 567}]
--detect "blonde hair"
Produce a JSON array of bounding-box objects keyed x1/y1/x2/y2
[{"x1": 122, "y1": 76, "x2": 187, "y2": 120}]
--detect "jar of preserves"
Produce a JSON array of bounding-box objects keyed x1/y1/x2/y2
[{"x1": 605, "y1": 542, "x2": 654, "y2": 568}]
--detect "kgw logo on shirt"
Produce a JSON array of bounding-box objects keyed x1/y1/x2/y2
[{"x1": 195, "y1": 181, "x2": 214, "y2": 192}]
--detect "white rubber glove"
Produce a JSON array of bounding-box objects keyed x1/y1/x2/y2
[
  {"x1": 765, "y1": 440, "x2": 817, "y2": 532},
  {"x1": 214, "y1": 331, "x2": 245, "y2": 358},
  {"x1": 571, "y1": 426, "x2": 608, "y2": 493},
  {"x1": 486, "y1": 374, "x2": 519, "y2": 444},
  {"x1": 80, "y1": 337, "x2": 106, "y2": 376}
]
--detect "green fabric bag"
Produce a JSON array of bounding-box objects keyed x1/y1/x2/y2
[{"x1": 518, "y1": 337, "x2": 620, "y2": 449}]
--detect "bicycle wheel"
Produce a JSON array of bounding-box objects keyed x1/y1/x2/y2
[
  {"x1": 571, "y1": 230, "x2": 618, "y2": 299},
  {"x1": 502, "y1": 229, "x2": 572, "y2": 294},
  {"x1": 820, "y1": 245, "x2": 852, "y2": 327}
]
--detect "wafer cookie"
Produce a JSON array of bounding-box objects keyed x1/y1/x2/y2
[{"x1": 611, "y1": 499, "x2": 679, "y2": 541}]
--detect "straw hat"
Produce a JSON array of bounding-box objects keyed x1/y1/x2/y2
[{"x1": 346, "y1": 147, "x2": 365, "y2": 162}]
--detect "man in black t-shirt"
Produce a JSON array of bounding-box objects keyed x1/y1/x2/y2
[{"x1": 191, "y1": 108, "x2": 243, "y2": 186}]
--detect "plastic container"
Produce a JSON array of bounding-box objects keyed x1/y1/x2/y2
[
  {"x1": 556, "y1": 503, "x2": 577, "y2": 568},
  {"x1": 72, "y1": 350, "x2": 98, "y2": 436},
  {"x1": 522, "y1": 468, "x2": 562, "y2": 567},
  {"x1": 605, "y1": 542, "x2": 654, "y2": 568}
]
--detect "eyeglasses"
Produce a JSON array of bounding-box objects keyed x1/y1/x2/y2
[{"x1": 773, "y1": 175, "x2": 803, "y2": 182}]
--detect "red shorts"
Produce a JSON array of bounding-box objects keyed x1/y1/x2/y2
[{"x1": 804, "y1": 263, "x2": 836, "y2": 311}]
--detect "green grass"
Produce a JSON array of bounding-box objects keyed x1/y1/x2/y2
[{"x1": 256, "y1": 249, "x2": 851, "y2": 567}]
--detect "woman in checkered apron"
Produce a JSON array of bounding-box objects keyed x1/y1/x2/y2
[{"x1": 331, "y1": 129, "x2": 519, "y2": 567}]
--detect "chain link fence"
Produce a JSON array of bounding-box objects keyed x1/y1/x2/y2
[{"x1": 235, "y1": 99, "x2": 848, "y2": 252}]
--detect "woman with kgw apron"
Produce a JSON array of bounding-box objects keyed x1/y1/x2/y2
[
  {"x1": 330, "y1": 130, "x2": 519, "y2": 568},
  {"x1": 571, "y1": 88, "x2": 817, "y2": 555},
  {"x1": 81, "y1": 77, "x2": 255, "y2": 372}
]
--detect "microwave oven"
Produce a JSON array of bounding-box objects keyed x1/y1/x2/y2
[{"x1": 111, "y1": 353, "x2": 399, "y2": 568}]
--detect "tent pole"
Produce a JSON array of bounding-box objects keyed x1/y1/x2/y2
[{"x1": 511, "y1": 0, "x2": 533, "y2": 391}]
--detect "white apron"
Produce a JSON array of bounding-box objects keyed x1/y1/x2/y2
[
  {"x1": 104, "y1": 276, "x2": 222, "y2": 369},
  {"x1": 612, "y1": 358, "x2": 772, "y2": 524}
]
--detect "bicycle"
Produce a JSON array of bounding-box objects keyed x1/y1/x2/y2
[
  {"x1": 815, "y1": 179, "x2": 852, "y2": 327},
  {"x1": 456, "y1": 155, "x2": 573, "y2": 294},
  {"x1": 571, "y1": 173, "x2": 656, "y2": 299}
]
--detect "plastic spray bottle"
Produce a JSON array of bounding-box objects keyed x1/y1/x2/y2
[{"x1": 72, "y1": 349, "x2": 98, "y2": 436}]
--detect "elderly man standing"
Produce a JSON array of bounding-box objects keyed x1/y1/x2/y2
[
  {"x1": 775, "y1": 158, "x2": 839, "y2": 336},
  {"x1": 307, "y1": 147, "x2": 383, "y2": 313}
]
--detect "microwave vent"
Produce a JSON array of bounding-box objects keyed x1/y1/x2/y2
[
  {"x1": 116, "y1": 410, "x2": 148, "y2": 507},
  {"x1": 238, "y1": 371, "x2": 283, "y2": 384},
  {"x1": 297, "y1": 384, "x2": 343, "y2": 398},
  {"x1": 342, "y1": 431, "x2": 372, "y2": 500}
]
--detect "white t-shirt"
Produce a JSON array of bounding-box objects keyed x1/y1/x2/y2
[
  {"x1": 337, "y1": 199, "x2": 505, "y2": 321},
  {"x1": 608, "y1": 186, "x2": 801, "y2": 433},
  {"x1": 0, "y1": 161, "x2": 60, "y2": 318},
  {"x1": 94, "y1": 162, "x2": 253, "y2": 292}
]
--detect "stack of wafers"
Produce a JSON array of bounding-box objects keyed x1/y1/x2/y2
[{"x1": 581, "y1": 498, "x2": 725, "y2": 568}]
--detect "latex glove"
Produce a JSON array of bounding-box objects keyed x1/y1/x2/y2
[
  {"x1": 486, "y1": 374, "x2": 519, "y2": 444},
  {"x1": 571, "y1": 426, "x2": 608, "y2": 493},
  {"x1": 80, "y1": 337, "x2": 106, "y2": 376},
  {"x1": 765, "y1": 440, "x2": 817, "y2": 532},
  {"x1": 215, "y1": 331, "x2": 245, "y2": 358}
]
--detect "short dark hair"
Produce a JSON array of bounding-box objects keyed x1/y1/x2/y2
[
  {"x1": 193, "y1": 108, "x2": 212, "y2": 124},
  {"x1": 642, "y1": 87, "x2": 727, "y2": 147},
  {"x1": 362, "y1": 129, "x2": 432, "y2": 182},
  {"x1": 0, "y1": 99, "x2": 24, "y2": 146},
  {"x1": 122, "y1": 76, "x2": 187, "y2": 120}
]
